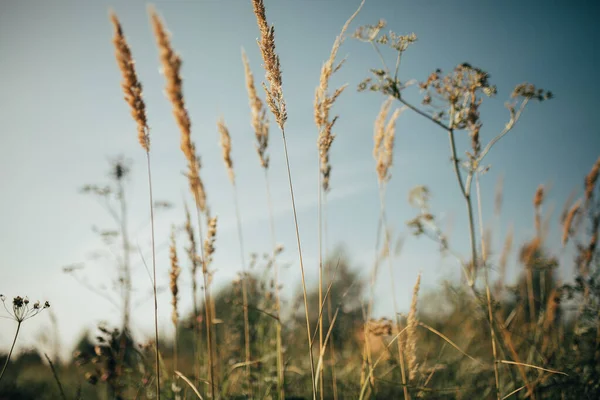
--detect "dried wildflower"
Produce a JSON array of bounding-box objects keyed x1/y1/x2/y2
[
  {"x1": 252, "y1": 0, "x2": 287, "y2": 129},
  {"x1": 242, "y1": 50, "x2": 270, "y2": 169},
  {"x1": 217, "y1": 117, "x2": 235, "y2": 184},
  {"x1": 585, "y1": 156, "x2": 600, "y2": 202},
  {"x1": 2, "y1": 295, "x2": 50, "y2": 323},
  {"x1": 110, "y1": 12, "x2": 150, "y2": 151},
  {"x1": 169, "y1": 226, "x2": 181, "y2": 328},
  {"x1": 511, "y1": 83, "x2": 553, "y2": 101},
  {"x1": 388, "y1": 31, "x2": 417, "y2": 52},
  {"x1": 150, "y1": 9, "x2": 207, "y2": 212}
]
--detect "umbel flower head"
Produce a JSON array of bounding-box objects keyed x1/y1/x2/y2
[{"x1": 1, "y1": 294, "x2": 50, "y2": 322}]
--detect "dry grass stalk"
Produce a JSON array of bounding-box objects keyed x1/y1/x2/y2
[
  {"x1": 406, "y1": 273, "x2": 421, "y2": 381},
  {"x1": 585, "y1": 156, "x2": 600, "y2": 202},
  {"x1": 562, "y1": 199, "x2": 581, "y2": 246},
  {"x1": 150, "y1": 9, "x2": 206, "y2": 213},
  {"x1": 111, "y1": 11, "x2": 159, "y2": 398},
  {"x1": 251, "y1": 0, "x2": 316, "y2": 396},
  {"x1": 217, "y1": 117, "x2": 235, "y2": 184},
  {"x1": 242, "y1": 50, "x2": 270, "y2": 169},
  {"x1": 243, "y1": 49, "x2": 284, "y2": 398},
  {"x1": 110, "y1": 12, "x2": 149, "y2": 152},
  {"x1": 251, "y1": 0, "x2": 287, "y2": 129}
]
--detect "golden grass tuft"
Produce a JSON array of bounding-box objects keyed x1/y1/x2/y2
[
  {"x1": 110, "y1": 12, "x2": 150, "y2": 152},
  {"x1": 150, "y1": 8, "x2": 207, "y2": 213},
  {"x1": 251, "y1": 0, "x2": 287, "y2": 129}
]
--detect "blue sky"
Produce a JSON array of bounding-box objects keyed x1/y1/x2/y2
[{"x1": 0, "y1": 0, "x2": 598, "y2": 359}]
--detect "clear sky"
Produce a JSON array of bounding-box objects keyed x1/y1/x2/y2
[{"x1": 1, "y1": 0, "x2": 598, "y2": 360}]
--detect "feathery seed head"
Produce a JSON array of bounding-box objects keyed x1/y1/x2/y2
[
  {"x1": 252, "y1": 0, "x2": 287, "y2": 129},
  {"x1": 150, "y1": 8, "x2": 207, "y2": 212},
  {"x1": 110, "y1": 12, "x2": 150, "y2": 152}
]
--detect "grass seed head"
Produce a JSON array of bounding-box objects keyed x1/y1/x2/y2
[
  {"x1": 110, "y1": 12, "x2": 150, "y2": 152},
  {"x1": 217, "y1": 117, "x2": 235, "y2": 184}
]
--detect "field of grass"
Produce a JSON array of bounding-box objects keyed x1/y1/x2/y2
[{"x1": 1, "y1": 1, "x2": 599, "y2": 399}]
